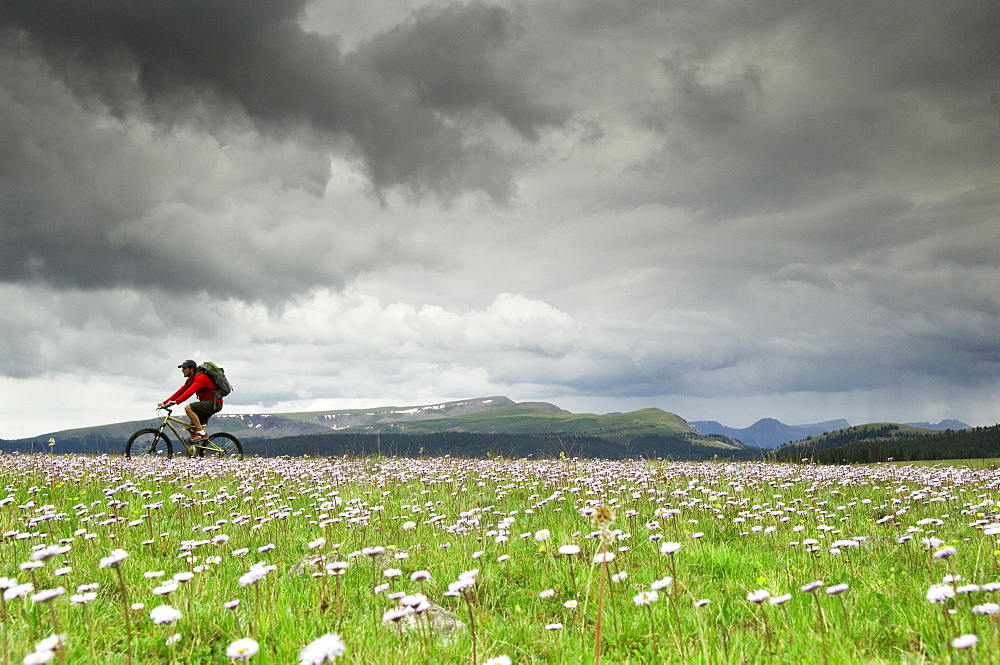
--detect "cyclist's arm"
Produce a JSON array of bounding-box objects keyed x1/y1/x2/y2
[
  {"x1": 169, "y1": 374, "x2": 214, "y2": 405},
  {"x1": 162, "y1": 377, "x2": 196, "y2": 406}
]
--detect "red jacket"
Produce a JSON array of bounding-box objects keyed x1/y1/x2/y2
[{"x1": 166, "y1": 371, "x2": 221, "y2": 404}]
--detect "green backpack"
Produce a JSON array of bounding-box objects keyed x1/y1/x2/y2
[{"x1": 199, "y1": 362, "x2": 233, "y2": 398}]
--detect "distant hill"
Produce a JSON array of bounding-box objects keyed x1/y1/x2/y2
[
  {"x1": 359, "y1": 404, "x2": 711, "y2": 438},
  {"x1": 771, "y1": 423, "x2": 999, "y2": 464},
  {"x1": 776, "y1": 422, "x2": 936, "y2": 453},
  {"x1": 691, "y1": 418, "x2": 852, "y2": 449},
  {"x1": 2, "y1": 396, "x2": 736, "y2": 456},
  {"x1": 280, "y1": 396, "x2": 525, "y2": 430},
  {"x1": 904, "y1": 419, "x2": 970, "y2": 431}
]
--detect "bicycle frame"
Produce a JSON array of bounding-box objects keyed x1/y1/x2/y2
[
  {"x1": 125, "y1": 406, "x2": 242, "y2": 459},
  {"x1": 156, "y1": 406, "x2": 200, "y2": 456}
]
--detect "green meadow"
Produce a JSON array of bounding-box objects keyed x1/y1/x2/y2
[
  {"x1": 1, "y1": 454, "x2": 998, "y2": 663},
  {"x1": 891, "y1": 458, "x2": 1000, "y2": 470}
]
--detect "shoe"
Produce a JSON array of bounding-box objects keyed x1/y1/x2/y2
[{"x1": 190, "y1": 432, "x2": 207, "y2": 441}]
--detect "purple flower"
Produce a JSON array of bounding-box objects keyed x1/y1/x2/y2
[
  {"x1": 299, "y1": 633, "x2": 346, "y2": 664},
  {"x1": 483, "y1": 657, "x2": 512, "y2": 665},
  {"x1": 30, "y1": 587, "x2": 64, "y2": 604},
  {"x1": 98, "y1": 549, "x2": 128, "y2": 568},
  {"x1": 651, "y1": 576, "x2": 673, "y2": 590},
  {"x1": 633, "y1": 590, "x2": 659, "y2": 605},
  {"x1": 951, "y1": 634, "x2": 978, "y2": 650},
  {"x1": 926, "y1": 584, "x2": 955, "y2": 603},
  {"x1": 149, "y1": 605, "x2": 182, "y2": 625},
  {"x1": 227, "y1": 638, "x2": 260, "y2": 659}
]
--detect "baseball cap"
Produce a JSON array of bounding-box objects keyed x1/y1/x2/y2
[{"x1": 178, "y1": 359, "x2": 197, "y2": 369}]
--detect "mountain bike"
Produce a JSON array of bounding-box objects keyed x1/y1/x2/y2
[{"x1": 125, "y1": 406, "x2": 243, "y2": 459}]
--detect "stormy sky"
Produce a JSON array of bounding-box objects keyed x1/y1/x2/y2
[{"x1": 2, "y1": 0, "x2": 998, "y2": 438}]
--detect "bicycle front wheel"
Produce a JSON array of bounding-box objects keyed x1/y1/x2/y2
[
  {"x1": 203, "y1": 432, "x2": 243, "y2": 460},
  {"x1": 125, "y1": 428, "x2": 173, "y2": 459}
]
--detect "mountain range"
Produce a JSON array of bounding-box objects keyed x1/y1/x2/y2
[
  {"x1": 1, "y1": 396, "x2": 734, "y2": 455},
  {"x1": 1, "y1": 395, "x2": 970, "y2": 454},
  {"x1": 690, "y1": 418, "x2": 852, "y2": 449},
  {"x1": 691, "y1": 417, "x2": 969, "y2": 449}
]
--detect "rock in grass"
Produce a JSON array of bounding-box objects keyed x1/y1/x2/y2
[{"x1": 396, "y1": 602, "x2": 466, "y2": 637}]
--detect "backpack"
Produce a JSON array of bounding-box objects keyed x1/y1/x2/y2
[{"x1": 199, "y1": 362, "x2": 233, "y2": 398}]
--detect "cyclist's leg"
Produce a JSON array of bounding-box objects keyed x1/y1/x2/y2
[
  {"x1": 204, "y1": 399, "x2": 222, "y2": 427},
  {"x1": 188, "y1": 401, "x2": 216, "y2": 436},
  {"x1": 184, "y1": 403, "x2": 203, "y2": 432}
]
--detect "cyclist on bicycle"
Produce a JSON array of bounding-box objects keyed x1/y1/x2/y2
[{"x1": 157, "y1": 360, "x2": 222, "y2": 441}]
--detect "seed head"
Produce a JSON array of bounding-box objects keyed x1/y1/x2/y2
[{"x1": 590, "y1": 505, "x2": 615, "y2": 529}]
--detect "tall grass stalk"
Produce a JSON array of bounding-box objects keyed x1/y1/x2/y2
[
  {"x1": 592, "y1": 543, "x2": 608, "y2": 665},
  {"x1": 806, "y1": 584, "x2": 829, "y2": 665},
  {"x1": 0, "y1": 589, "x2": 9, "y2": 665},
  {"x1": 589, "y1": 504, "x2": 616, "y2": 665},
  {"x1": 102, "y1": 554, "x2": 133, "y2": 665},
  {"x1": 460, "y1": 586, "x2": 478, "y2": 665},
  {"x1": 661, "y1": 546, "x2": 686, "y2": 659}
]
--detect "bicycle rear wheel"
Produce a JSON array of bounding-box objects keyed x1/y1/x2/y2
[
  {"x1": 125, "y1": 428, "x2": 173, "y2": 459},
  {"x1": 202, "y1": 432, "x2": 243, "y2": 460}
]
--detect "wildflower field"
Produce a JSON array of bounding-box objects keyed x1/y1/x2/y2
[{"x1": 1, "y1": 454, "x2": 999, "y2": 664}]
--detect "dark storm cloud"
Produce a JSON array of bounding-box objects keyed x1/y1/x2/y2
[
  {"x1": 634, "y1": 0, "x2": 1000, "y2": 215},
  {"x1": 359, "y1": 4, "x2": 564, "y2": 142},
  {"x1": 0, "y1": 1, "x2": 563, "y2": 198},
  {"x1": 0, "y1": 0, "x2": 567, "y2": 298}
]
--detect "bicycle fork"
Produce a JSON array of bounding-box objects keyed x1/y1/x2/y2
[{"x1": 148, "y1": 427, "x2": 168, "y2": 455}]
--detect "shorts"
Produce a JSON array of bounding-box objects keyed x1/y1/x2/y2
[{"x1": 189, "y1": 399, "x2": 222, "y2": 425}]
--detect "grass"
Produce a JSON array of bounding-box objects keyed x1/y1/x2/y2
[{"x1": 0, "y1": 454, "x2": 997, "y2": 663}]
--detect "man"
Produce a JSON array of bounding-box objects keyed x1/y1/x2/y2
[{"x1": 158, "y1": 360, "x2": 223, "y2": 441}]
